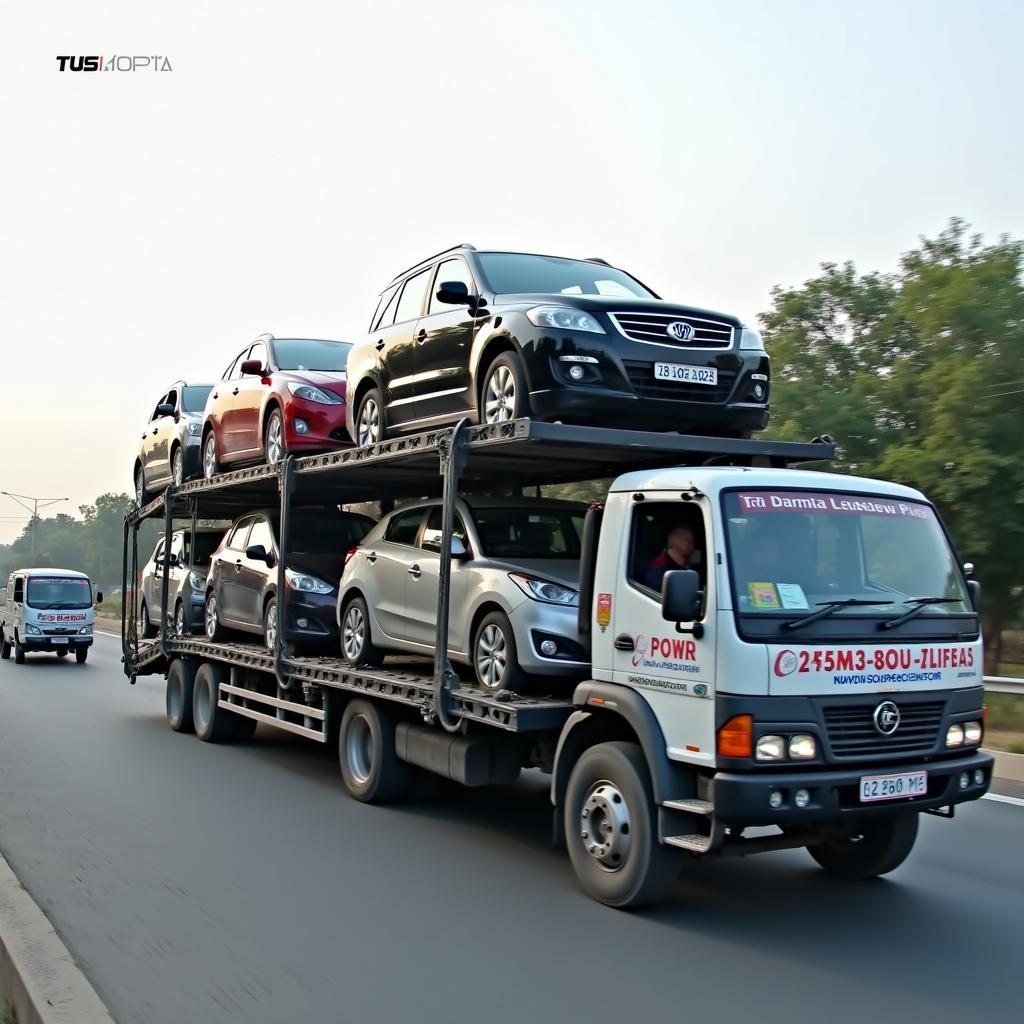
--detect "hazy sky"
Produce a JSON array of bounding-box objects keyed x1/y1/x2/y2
[{"x1": 1, "y1": 0, "x2": 1022, "y2": 543}]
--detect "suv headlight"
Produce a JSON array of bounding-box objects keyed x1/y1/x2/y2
[
  {"x1": 187, "y1": 421, "x2": 203, "y2": 436},
  {"x1": 285, "y1": 568, "x2": 334, "y2": 594},
  {"x1": 287, "y1": 382, "x2": 344, "y2": 405},
  {"x1": 526, "y1": 307, "x2": 605, "y2": 334},
  {"x1": 25, "y1": 623, "x2": 42, "y2": 635},
  {"x1": 79, "y1": 624, "x2": 92, "y2": 635},
  {"x1": 739, "y1": 326, "x2": 765, "y2": 350},
  {"x1": 189, "y1": 570, "x2": 206, "y2": 590},
  {"x1": 508, "y1": 572, "x2": 579, "y2": 606}
]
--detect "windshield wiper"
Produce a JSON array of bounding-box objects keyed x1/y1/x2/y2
[
  {"x1": 880, "y1": 597, "x2": 963, "y2": 631},
  {"x1": 783, "y1": 598, "x2": 896, "y2": 632}
]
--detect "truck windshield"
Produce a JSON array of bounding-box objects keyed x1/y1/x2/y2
[
  {"x1": 26, "y1": 577, "x2": 93, "y2": 609},
  {"x1": 723, "y1": 490, "x2": 971, "y2": 625},
  {"x1": 471, "y1": 507, "x2": 584, "y2": 559},
  {"x1": 272, "y1": 339, "x2": 352, "y2": 372},
  {"x1": 476, "y1": 253, "x2": 655, "y2": 299}
]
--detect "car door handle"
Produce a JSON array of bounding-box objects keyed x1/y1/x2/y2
[
  {"x1": 407, "y1": 564, "x2": 421, "y2": 578},
  {"x1": 366, "y1": 552, "x2": 377, "y2": 564},
  {"x1": 151, "y1": 429, "x2": 158, "y2": 435},
  {"x1": 212, "y1": 391, "x2": 219, "y2": 399},
  {"x1": 416, "y1": 329, "x2": 427, "y2": 344},
  {"x1": 614, "y1": 634, "x2": 635, "y2": 651},
  {"x1": 234, "y1": 560, "x2": 242, "y2": 573},
  {"x1": 375, "y1": 339, "x2": 385, "y2": 352},
  {"x1": 232, "y1": 387, "x2": 240, "y2": 396}
]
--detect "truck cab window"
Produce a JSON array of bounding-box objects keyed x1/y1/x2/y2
[
  {"x1": 628, "y1": 502, "x2": 706, "y2": 594},
  {"x1": 13, "y1": 578, "x2": 24, "y2": 602}
]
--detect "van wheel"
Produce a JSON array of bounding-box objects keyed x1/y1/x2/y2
[
  {"x1": 0, "y1": 630, "x2": 11, "y2": 660},
  {"x1": 339, "y1": 699, "x2": 411, "y2": 803},
  {"x1": 808, "y1": 813, "x2": 919, "y2": 880},
  {"x1": 75, "y1": 648, "x2": 88, "y2": 664},
  {"x1": 356, "y1": 387, "x2": 386, "y2": 446},
  {"x1": 140, "y1": 600, "x2": 158, "y2": 639},
  {"x1": 564, "y1": 741, "x2": 678, "y2": 908},
  {"x1": 14, "y1": 640, "x2": 25, "y2": 664},
  {"x1": 166, "y1": 658, "x2": 197, "y2": 733},
  {"x1": 193, "y1": 662, "x2": 235, "y2": 742},
  {"x1": 340, "y1": 595, "x2": 384, "y2": 667},
  {"x1": 204, "y1": 593, "x2": 228, "y2": 642},
  {"x1": 481, "y1": 352, "x2": 530, "y2": 425},
  {"x1": 473, "y1": 610, "x2": 527, "y2": 693}
]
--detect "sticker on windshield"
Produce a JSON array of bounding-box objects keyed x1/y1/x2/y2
[
  {"x1": 736, "y1": 491, "x2": 934, "y2": 520},
  {"x1": 776, "y1": 583, "x2": 809, "y2": 609},
  {"x1": 748, "y1": 582, "x2": 780, "y2": 609}
]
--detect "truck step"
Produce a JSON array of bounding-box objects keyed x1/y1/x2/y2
[
  {"x1": 664, "y1": 834, "x2": 713, "y2": 854},
  {"x1": 662, "y1": 798, "x2": 713, "y2": 816}
]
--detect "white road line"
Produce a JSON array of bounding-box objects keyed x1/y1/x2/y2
[
  {"x1": 982, "y1": 792, "x2": 1024, "y2": 808},
  {"x1": 96, "y1": 629, "x2": 121, "y2": 638}
]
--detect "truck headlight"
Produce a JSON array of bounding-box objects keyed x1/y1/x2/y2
[
  {"x1": 788, "y1": 734, "x2": 817, "y2": 760},
  {"x1": 285, "y1": 568, "x2": 334, "y2": 594},
  {"x1": 526, "y1": 307, "x2": 605, "y2": 334},
  {"x1": 25, "y1": 623, "x2": 42, "y2": 635},
  {"x1": 755, "y1": 735, "x2": 786, "y2": 761},
  {"x1": 79, "y1": 625, "x2": 92, "y2": 635},
  {"x1": 963, "y1": 721, "x2": 982, "y2": 745},
  {"x1": 287, "y1": 382, "x2": 343, "y2": 405},
  {"x1": 739, "y1": 326, "x2": 765, "y2": 350},
  {"x1": 946, "y1": 723, "x2": 965, "y2": 747},
  {"x1": 508, "y1": 572, "x2": 579, "y2": 606}
]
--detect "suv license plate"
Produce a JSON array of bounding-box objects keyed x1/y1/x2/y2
[
  {"x1": 654, "y1": 363, "x2": 718, "y2": 386},
  {"x1": 50, "y1": 637, "x2": 69, "y2": 644},
  {"x1": 859, "y1": 771, "x2": 927, "y2": 803}
]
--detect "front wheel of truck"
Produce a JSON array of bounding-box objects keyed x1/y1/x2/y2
[
  {"x1": 564, "y1": 741, "x2": 678, "y2": 909},
  {"x1": 808, "y1": 812, "x2": 919, "y2": 880}
]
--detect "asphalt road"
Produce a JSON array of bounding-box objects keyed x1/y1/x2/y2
[{"x1": 0, "y1": 634, "x2": 1021, "y2": 1024}]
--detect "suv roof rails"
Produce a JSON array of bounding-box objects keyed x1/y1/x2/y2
[
  {"x1": 583, "y1": 257, "x2": 612, "y2": 266},
  {"x1": 389, "y1": 243, "x2": 477, "y2": 284}
]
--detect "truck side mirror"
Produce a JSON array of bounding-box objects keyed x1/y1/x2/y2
[
  {"x1": 95, "y1": 591, "x2": 103, "y2": 605},
  {"x1": 967, "y1": 579, "x2": 981, "y2": 614},
  {"x1": 661, "y1": 569, "x2": 704, "y2": 630},
  {"x1": 435, "y1": 281, "x2": 475, "y2": 306}
]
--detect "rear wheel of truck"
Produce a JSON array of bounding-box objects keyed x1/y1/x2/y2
[
  {"x1": 808, "y1": 812, "x2": 919, "y2": 880},
  {"x1": 564, "y1": 741, "x2": 678, "y2": 908},
  {"x1": 75, "y1": 648, "x2": 88, "y2": 664},
  {"x1": 166, "y1": 658, "x2": 197, "y2": 733},
  {"x1": 339, "y1": 698, "x2": 411, "y2": 803},
  {"x1": 340, "y1": 595, "x2": 384, "y2": 667},
  {"x1": 193, "y1": 662, "x2": 236, "y2": 742},
  {"x1": 0, "y1": 631, "x2": 10, "y2": 659}
]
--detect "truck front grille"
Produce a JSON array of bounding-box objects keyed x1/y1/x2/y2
[
  {"x1": 823, "y1": 700, "x2": 945, "y2": 759},
  {"x1": 610, "y1": 311, "x2": 734, "y2": 348}
]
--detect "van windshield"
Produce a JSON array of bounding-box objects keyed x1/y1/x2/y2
[
  {"x1": 723, "y1": 490, "x2": 971, "y2": 627},
  {"x1": 26, "y1": 576, "x2": 93, "y2": 609}
]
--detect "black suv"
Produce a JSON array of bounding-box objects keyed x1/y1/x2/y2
[{"x1": 345, "y1": 245, "x2": 769, "y2": 444}]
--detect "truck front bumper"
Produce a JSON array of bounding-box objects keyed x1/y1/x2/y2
[
  {"x1": 712, "y1": 749, "x2": 993, "y2": 826},
  {"x1": 24, "y1": 635, "x2": 93, "y2": 651}
]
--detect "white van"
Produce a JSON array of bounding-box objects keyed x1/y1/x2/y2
[{"x1": 0, "y1": 568, "x2": 101, "y2": 664}]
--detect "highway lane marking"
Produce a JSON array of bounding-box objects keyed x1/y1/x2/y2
[{"x1": 982, "y1": 793, "x2": 1024, "y2": 808}]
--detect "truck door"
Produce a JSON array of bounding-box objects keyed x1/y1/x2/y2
[{"x1": 607, "y1": 497, "x2": 718, "y2": 763}]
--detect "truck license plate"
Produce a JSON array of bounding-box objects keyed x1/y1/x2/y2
[
  {"x1": 859, "y1": 771, "x2": 927, "y2": 803},
  {"x1": 50, "y1": 636, "x2": 69, "y2": 644},
  {"x1": 654, "y1": 363, "x2": 718, "y2": 386}
]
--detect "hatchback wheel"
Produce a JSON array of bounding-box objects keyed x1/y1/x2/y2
[
  {"x1": 356, "y1": 387, "x2": 386, "y2": 446},
  {"x1": 265, "y1": 410, "x2": 285, "y2": 465},
  {"x1": 482, "y1": 352, "x2": 529, "y2": 424},
  {"x1": 202, "y1": 432, "x2": 219, "y2": 479},
  {"x1": 341, "y1": 595, "x2": 385, "y2": 667},
  {"x1": 140, "y1": 600, "x2": 158, "y2": 639},
  {"x1": 175, "y1": 600, "x2": 187, "y2": 636},
  {"x1": 205, "y1": 593, "x2": 228, "y2": 642},
  {"x1": 172, "y1": 447, "x2": 184, "y2": 486},
  {"x1": 264, "y1": 597, "x2": 278, "y2": 651},
  {"x1": 473, "y1": 610, "x2": 527, "y2": 693}
]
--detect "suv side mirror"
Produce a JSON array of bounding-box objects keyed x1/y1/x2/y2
[
  {"x1": 156, "y1": 403, "x2": 175, "y2": 417},
  {"x1": 967, "y1": 579, "x2": 981, "y2": 614},
  {"x1": 246, "y1": 543, "x2": 275, "y2": 567},
  {"x1": 661, "y1": 569, "x2": 704, "y2": 636},
  {"x1": 95, "y1": 591, "x2": 103, "y2": 605},
  {"x1": 240, "y1": 359, "x2": 265, "y2": 376},
  {"x1": 436, "y1": 280, "x2": 475, "y2": 306}
]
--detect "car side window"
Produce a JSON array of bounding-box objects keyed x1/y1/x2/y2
[
  {"x1": 153, "y1": 539, "x2": 165, "y2": 563},
  {"x1": 385, "y1": 508, "x2": 427, "y2": 546},
  {"x1": 371, "y1": 285, "x2": 400, "y2": 331},
  {"x1": 628, "y1": 501, "x2": 707, "y2": 595},
  {"x1": 428, "y1": 258, "x2": 476, "y2": 314},
  {"x1": 226, "y1": 519, "x2": 253, "y2": 550},
  {"x1": 393, "y1": 267, "x2": 433, "y2": 325},
  {"x1": 226, "y1": 349, "x2": 251, "y2": 381},
  {"x1": 165, "y1": 388, "x2": 178, "y2": 412},
  {"x1": 247, "y1": 518, "x2": 275, "y2": 554},
  {"x1": 422, "y1": 507, "x2": 468, "y2": 549},
  {"x1": 248, "y1": 341, "x2": 268, "y2": 371}
]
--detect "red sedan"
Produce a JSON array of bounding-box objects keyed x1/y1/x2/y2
[{"x1": 201, "y1": 335, "x2": 353, "y2": 478}]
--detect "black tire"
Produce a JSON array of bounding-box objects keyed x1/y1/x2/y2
[
  {"x1": 193, "y1": 662, "x2": 235, "y2": 742},
  {"x1": 338, "y1": 698, "x2": 412, "y2": 803},
  {"x1": 355, "y1": 386, "x2": 387, "y2": 446},
  {"x1": 564, "y1": 741, "x2": 678, "y2": 908},
  {"x1": 14, "y1": 640, "x2": 25, "y2": 664},
  {"x1": 140, "y1": 600, "x2": 158, "y2": 639},
  {"x1": 135, "y1": 464, "x2": 148, "y2": 507},
  {"x1": 263, "y1": 597, "x2": 278, "y2": 652},
  {"x1": 204, "y1": 592, "x2": 229, "y2": 642},
  {"x1": 171, "y1": 446, "x2": 185, "y2": 487},
  {"x1": 340, "y1": 595, "x2": 385, "y2": 667},
  {"x1": 232, "y1": 714, "x2": 258, "y2": 741},
  {"x1": 264, "y1": 409, "x2": 286, "y2": 465},
  {"x1": 75, "y1": 648, "x2": 87, "y2": 664},
  {"x1": 480, "y1": 351, "x2": 530, "y2": 425},
  {"x1": 472, "y1": 610, "x2": 527, "y2": 693},
  {"x1": 56, "y1": 649, "x2": 69, "y2": 658},
  {"x1": 202, "y1": 430, "x2": 219, "y2": 480},
  {"x1": 808, "y1": 813, "x2": 919, "y2": 880},
  {"x1": 166, "y1": 658, "x2": 197, "y2": 733},
  {"x1": 174, "y1": 600, "x2": 187, "y2": 637},
  {"x1": 0, "y1": 630, "x2": 11, "y2": 660}
]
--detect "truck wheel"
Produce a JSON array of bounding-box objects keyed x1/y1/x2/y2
[
  {"x1": 140, "y1": 600, "x2": 158, "y2": 639},
  {"x1": 232, "y1": 714, "x2": 258, "y2": 741},
  {"x1": 0, "y1": 630, "x2": 11, "y2": 660},
  {"x1": 166, "y1": 658, "x2": 197, "y2": 733},
  {"x1": 14, "y1": 640, "x2": 25, "y2": 664},
  {"x1": 204, "y1": 593, "x2": 228, "y2": 642},
  {"x1": 339, "y1": 698, "x2": 411, "y2": 803},
  {"x1": 356, "y1": 387, "x2": 386, "y2": 446},
  {"x1": 564, "y1": 741, "x2": 678, "y2": 908},
  {"x1": 473, "y1": 610, "x2": 527, "y2": 693},
  {"x1": 481, "y1": 352, "x2": 530, "y2": 424},
  {"x1": 193, "y1": 662, "x2": 235, "y2": 742},
  {"x1": 75, "y1": 648, "x2": 88, "y2": 664},
  {"x1": 340, "y1": 596, "x2": 384, "y2": 667},
  {"x1": 808, "y1": 813, "x2": 919, "y2": 880}
]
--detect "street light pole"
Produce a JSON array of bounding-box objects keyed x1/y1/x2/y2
[{"x1": 1, "y1": 491, "x2": 68, "y2": 561}]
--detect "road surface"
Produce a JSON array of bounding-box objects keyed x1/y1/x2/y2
[{"x1": 0, "y1": 634, "x2": 1021, "y2": 1024}]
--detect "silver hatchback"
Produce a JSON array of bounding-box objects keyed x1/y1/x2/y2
[{"x1": 337, "y1": 496, "x2": 588, "y2": 692}]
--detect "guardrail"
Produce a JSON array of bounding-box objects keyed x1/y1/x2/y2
[{"x1": 985, "y1": 675, "x2": 1024, "y2": 696}]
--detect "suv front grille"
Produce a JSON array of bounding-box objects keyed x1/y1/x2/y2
[
  {"x1": 823, "y1": 700, "x2": 945, "y2": 759},
  {"x1": 622, "y1": 360, "x2": 736, "y2": 402},
  {"x1": 610, "y1": 311, "x2": 734, "y2": 348}
]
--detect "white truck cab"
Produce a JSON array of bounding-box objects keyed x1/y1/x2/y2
[{"x1": 0, "y1": 568, "x2": 100, "y2": 664}]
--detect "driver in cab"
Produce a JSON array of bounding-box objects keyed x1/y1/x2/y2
[{"x1": 644, "y1": 526, "x2": 696, "y2": 591}]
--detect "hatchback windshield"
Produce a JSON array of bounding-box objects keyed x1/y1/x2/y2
[
  {"x1": 26, "y1": 576, "x2": 92, "y2": 609},
  {"x1": 273, "y1": 339, "x2": 352, "y2": 372},
  {"x1": 182, "y1": 386, "x2": 212, "y2": 413},
  {"x1": 476, "y1": 253, "x2": 655, "y2": 299},
  {"x1": 471, "y1": 507, "x2": 584, "y2": 559},
  {"x1": 723, "y1": 490, "x2": 971, "y2": 619}
]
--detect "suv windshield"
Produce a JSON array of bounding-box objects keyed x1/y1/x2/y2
[
  {"x1": 723, "y1": 490, "x2": 971, "y2": 625},
  {"x1": 273, "y1": 339, "x2": 351, "y2": 372},
  {"x1": 26, "y1": 576, "x2": 92, "y2": 609},
  {"x1": 476, "y1": 253, "x2": 655, "y2": 299},
  {"x1": 181, "y1": 386, "x2": 212, "y2": 413},
  {"x1": 471, "y1": 506, "x2": 584, "y2": 559}
]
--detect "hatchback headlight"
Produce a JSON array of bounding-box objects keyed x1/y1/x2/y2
[
  {"x1": 189, "y1": 571, "x2": 206, "y2": 590},
  {"x1": 755, "y1": 735, "x2": 786, "y2": 761},
  {"x1": 187, "y1": 421, "x2": 203, "y2": 436},
  {"x1": 79, "y1": 625, "x2": 92, "y2": 635},
  {"x1": 739, "y1": 326, "x2": 765, "y2": 350},
  {"x1": 508, "y1": 572, "x2": 579, "y2": 606},
  {"x1": 526, "y1": 306, "x2": 605, "y2": 334},
  {"x1": 285, "y1": 568, "x2": 334, "y2": 594},
  {"x1": 25, "y1": 623, "x2": 42, "y2": 635},
  {"x1": 287, "y1": 382, "x2": 343, "y2": 405}
]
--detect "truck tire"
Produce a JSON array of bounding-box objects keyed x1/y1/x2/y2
[
  {"x1": 808, "y1": 813, "x2": 919, "y2": 880},
  {"x1": 232, "y1": 714, "x2": 258, "y2": 741},
  {"x1": 340, "y1": 595, "x2": 384, "y2": 667},
  {"x1": 75, "y1": 648, "x2": 88, "y2": 664},
  {"x1": 564, "y1": 741, "x2": 678, "y2": 908},
  {"x1": 14, "y1": 640, "x2": 25, "y2": 664},
  {"x1": 204, "y1": 593, "x2": 229, "y2": 642},
  {"x1": 338, "y1": 698, "x2": 411, "y2": 803},
  {"x1": 166, "y1": 658, "x2": 197, "y2": 733},
  {"x1": 1, "y1": 630, "x2": 11, "y2": 660},
  {"x1": 140, "y1": 600, "x2": 158, "y2": 639},
  {"x1": 193, "y1": 662, "x2": 236, "y2": 742},
  {"x1": 473, "y1": 610, "x2": 527, "y2": 693}
]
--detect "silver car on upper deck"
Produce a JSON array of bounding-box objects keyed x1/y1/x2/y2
[{"x1": 337, "y1": 496, "x2": 587, "y2": 692}]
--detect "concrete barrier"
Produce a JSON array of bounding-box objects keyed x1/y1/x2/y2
[{"x1": 989, "y1": 749, "x2": 1024, "y2": 784}]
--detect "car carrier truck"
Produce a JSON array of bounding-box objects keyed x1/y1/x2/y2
[{"x1": 122, "y1": 419, "x2": 993, "y2": 907}]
